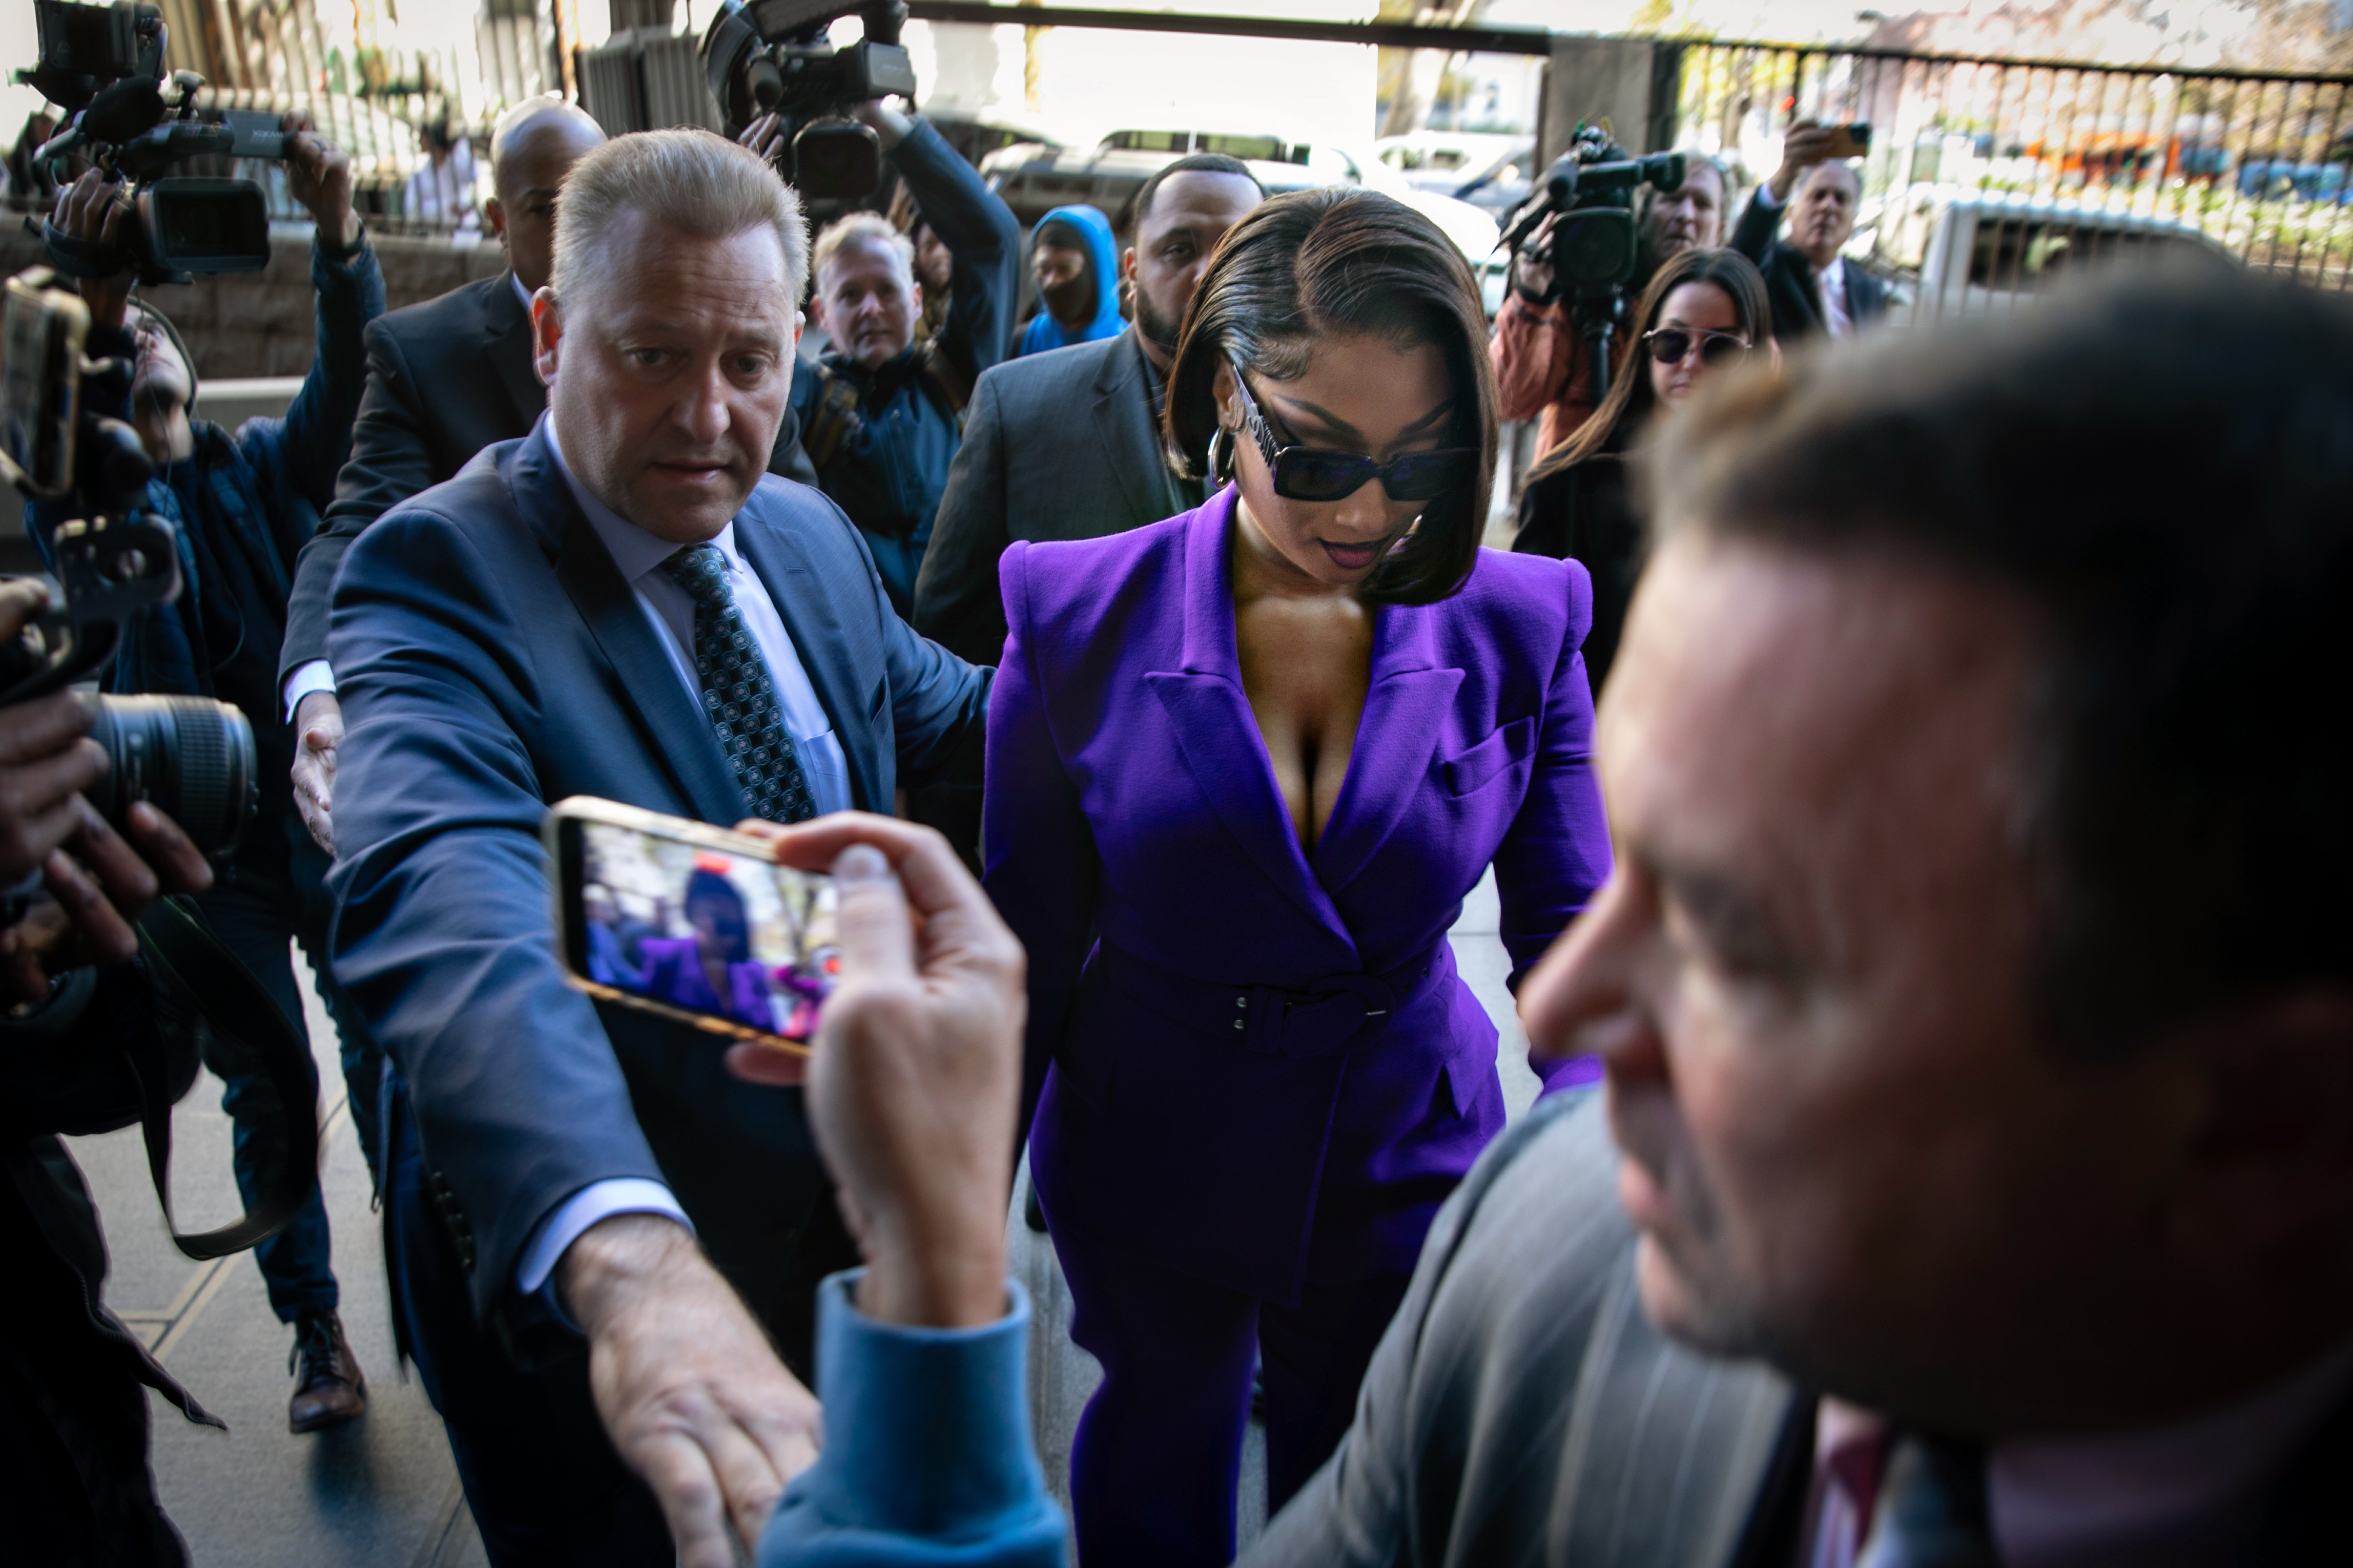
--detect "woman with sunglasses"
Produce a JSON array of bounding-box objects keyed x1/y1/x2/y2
[
  {"x1": 1513, "y1": 246, "x2": 1773, "y2": 689},
  {"x1": 982, "y1": 189, "x2": 1611, "y2": 1565}
]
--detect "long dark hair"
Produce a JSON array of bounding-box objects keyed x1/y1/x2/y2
[
  {"x1": 1164, "y1": 188, "x2": 1496, "y2": 606},
  {"x1": 1526, "y1": 246, "x2": 1771, "y2": 484}
]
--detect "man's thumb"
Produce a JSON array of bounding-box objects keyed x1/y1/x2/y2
[{"x1": 830, "y1": 843, "x2": 912, "y2": 982}]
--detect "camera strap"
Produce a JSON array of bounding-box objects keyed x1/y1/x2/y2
[
  {"x1": 39, "y1": 218, "x2": 129, "y2": 282},
  {"x1": 128, "y1": 895, "x2": 320, "y2": 1260}
]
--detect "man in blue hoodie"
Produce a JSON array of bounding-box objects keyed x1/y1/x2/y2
[
  {"x1": 1014, "y1": 202, "x2": 1124, "y2": 360},
  {"x1": 784, "y1": 98, "x2": 1021, "y2": 616}
]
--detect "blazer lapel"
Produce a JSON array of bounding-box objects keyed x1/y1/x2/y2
[
  {"x1": 734, "y1": 512, "x2": 884, "y2": 812},
  {"x1": 486, "y1": 274, "x2": 548, "y2": 431},
  {"x1": 519, "y1": 428, "x2": 747, "y2": 824},
  {"x1": 1090, "y1": 330, "x2": 1164, "y2": 528},
  {"x1": 1147, "y1": 492, "x2": 1356, "y2": 948},
  {"x1": 1310, "y1": 604, "x2": 1462, "y2": 894}
]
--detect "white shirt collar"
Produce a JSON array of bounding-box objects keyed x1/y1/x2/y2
[{"x1": 543, "y1": 417, "x2": 742, "y2": 587}]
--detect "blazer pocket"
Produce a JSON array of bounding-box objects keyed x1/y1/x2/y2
[{"x1": 1440, "y1": 716, "x2": 1537, "y2": 798}]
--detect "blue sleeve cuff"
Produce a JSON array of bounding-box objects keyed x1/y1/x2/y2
[{"x1": 760, "y1": 1269, "x2": 1065, "y2": 1566}]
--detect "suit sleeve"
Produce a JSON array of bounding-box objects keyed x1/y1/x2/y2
[
  {"x1": 280, "y1": 319, "x2": 430, "y2": 680},
  {"x1": 893, "y1": 119, "x2": 1023, "y2": 385},
  {"x1": 1490, "y1": 561, "x2": 1612, "y2": 988},
  {"x1": 325, "y1": 505, "x2": 670, "y2": 1323},
  {"x1": 256, "y1": 236, "x2": 386, "y2": 516},
  {"x1": 913, "y1": 369, "x2": 1014, "y2": 668},
  {"x1": 1730, "y1": 186, "x2": 1783, "y2": 267},
  {"x1": 978, "y1": 544, "x2": 1101, "y2": 1127}
]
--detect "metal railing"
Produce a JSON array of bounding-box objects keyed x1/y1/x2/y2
[{"x1": 1667, "y1": 40, "x2": 2353, "y2": 295}]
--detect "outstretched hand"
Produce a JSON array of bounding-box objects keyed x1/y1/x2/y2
[{"x1": 725, "y1": 813, "x2": 1025, "y2": 1328}]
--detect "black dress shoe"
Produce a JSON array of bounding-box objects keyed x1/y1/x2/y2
[{"x1": 288, "y1": 1310, "x2": 367, "y2": 1433}]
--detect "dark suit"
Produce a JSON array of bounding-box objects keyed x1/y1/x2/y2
[
  {"x1": 915, "y1": 326, "x2": 1199, "y2": 669},
  {"x1": 325, "y1": 422, "x2": 987, "y2": 1563},
  {"x1": 278, "y1": 273, "x2": 816, "y2": 682},
  {"x1": 1728, "y1": 187, "x2": 1890, "y2": 343}
]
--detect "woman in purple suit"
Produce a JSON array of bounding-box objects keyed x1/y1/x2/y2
[
  {"x1": 984, "y1": 189, "x2": 1613, "y2": 1564},
  {"x1": 631, "y1": 868, "x2": 772, "y2": 1029}
]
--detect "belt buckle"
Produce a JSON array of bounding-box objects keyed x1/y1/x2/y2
[{"x1": 1268, "y1": 972, "x2": 1401, "y2": 1058}]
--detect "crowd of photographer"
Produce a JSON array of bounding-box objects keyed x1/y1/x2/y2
[{"x1": 14, "y1": 6, "x2": 2353, "y2": 1564}]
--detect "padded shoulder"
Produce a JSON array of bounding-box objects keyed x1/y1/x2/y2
[
  {"x1": 1002, "y1": 510, "x2": 1187, "y2": 645},
  {"x1": 968, "y1": 330, "x2": 1129, "y2": 416},
  {"x1": 1450, "y1": 545, "x2": 1595, "y2": 658}
]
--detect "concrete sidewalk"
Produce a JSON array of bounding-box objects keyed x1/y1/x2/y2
[{"x1": 64, "y1": 869, "x2": 1537, "y2": 1565}]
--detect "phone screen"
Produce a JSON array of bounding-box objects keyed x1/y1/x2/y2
[{"x1": 562, "y1": 817, "x2": 840, "y2": 1043}]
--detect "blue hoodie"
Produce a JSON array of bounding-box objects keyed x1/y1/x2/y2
[{"x1": 1014, "y1": 202, "x2": 1125, "y2": 358}]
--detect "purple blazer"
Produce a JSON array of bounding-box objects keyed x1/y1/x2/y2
[
  {"x1": 634, "y1": 937, "x2": 773, "y2": 1031},
  {"x1": 984, "y1": 488, "x2": 1612, "y2": 1303}
]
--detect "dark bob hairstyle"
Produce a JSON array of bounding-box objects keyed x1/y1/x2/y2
[{"x1": 1163, "y1": 187, "x2": 1497, "y2": 606}]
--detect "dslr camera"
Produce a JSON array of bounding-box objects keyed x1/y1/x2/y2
[
  {"x1": 17, "y1": 0, "x2": 289, "y2": 285},
  {"x1": 701, "y1": 0, "x2": 918, "y2": 200},
  {"x1": 0, "y1": 268, "x2": 258, "y2": 887},
  {"x1": 1500, "y1": 124, "x2": 1687, "y2": 397}
]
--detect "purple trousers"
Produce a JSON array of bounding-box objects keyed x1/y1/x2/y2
[{"x1": 1054, "y1": 1217, "x2": 1410, "y2": 1566}]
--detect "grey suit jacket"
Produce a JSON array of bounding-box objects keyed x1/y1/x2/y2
[
  {"x1": 914, "y1": 326, "x2": 1201, "y2": 668},
  {"x1": 1243, "y1": 1092, "x2": 1807, "y2": 1568}
]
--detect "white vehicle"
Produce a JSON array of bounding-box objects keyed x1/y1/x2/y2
[
  {"x1": 1373, "y1": 131, "x2": 1536, "y2": 215},
  {"x1": 982, "y1": 128, "x2": 1501, "y2": 263},
  {"x1": 1903, "y1": 189, "x2": 2229, "y2": 320}
]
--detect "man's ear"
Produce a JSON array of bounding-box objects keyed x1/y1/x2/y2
[
  {"x1": 1122, "y1": 244, "x2": 1139, "y2": 288},
  {"x1": 2169, "y1": 989, "x2": 2353, "y2": 1266},
  {"x1": 485, "y1": 194, "x2": 508, "y2": 245},
  {"x1": 804, "y1": 292, "x2": 829, "y2": 340},
  {"x1": 531, "y1": 290, "x2": 561, "y2": 388}
]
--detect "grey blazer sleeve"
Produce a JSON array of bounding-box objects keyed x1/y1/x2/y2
[
  {"x1": 280, "y1": 318, "x2": 430, "y2": 680},
  {"x1": 913, "y1": 368, "x2": 1014, "y2": 668}
]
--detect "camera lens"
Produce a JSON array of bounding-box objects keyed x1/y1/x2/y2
[{"x1": 84, "y1": 694, "x2": 259, "y2": 860}]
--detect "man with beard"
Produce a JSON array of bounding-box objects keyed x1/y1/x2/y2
[
  {"x1": 1490, "y1": 155, "x2": 1726, "y2": 456},
  {"x1": 1730, "y1": 121, "x2": 1887, "y2": 341},
  {"x1": 912, "y1": 154, "x2": 1265, "y2": 671}
]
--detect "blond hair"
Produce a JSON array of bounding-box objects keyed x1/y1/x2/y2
[
  {"x1": 811, "y1": 212, "x2": 914, "y2": 294},
  {"x1": 549, "y1": 128, "x2": 808, "y2": 306}
]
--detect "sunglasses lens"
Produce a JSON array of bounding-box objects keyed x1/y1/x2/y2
[
  {"x1": 1698, "y1": 335, "x2": 1748, "y2": 367},
  {"x1": 1382, "y1": 450, "x2": 1476, "y2": 501},
  {"x1": 1646, "y1": 329, "x2": 1690, "y2": 365},
  {"x1": 1276, "y1": 451, "x2": 1375, "y2": 501}
]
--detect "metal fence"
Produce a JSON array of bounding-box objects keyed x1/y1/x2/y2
[{"x1": 1666, "y1": 40, "x2": 2353, "y2": 299}]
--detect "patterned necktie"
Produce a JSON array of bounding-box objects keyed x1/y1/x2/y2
[
  {"x1": 1855, "y1": 1435, "x2": 1996, "y2": 1568},
  {"x1": 658, "y1": 542, "x2": 816, "y2": 824}
]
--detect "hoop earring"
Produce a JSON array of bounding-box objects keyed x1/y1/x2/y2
[{"x1": 1209, "y1": 428, "x2": 1238, "y2": 485}]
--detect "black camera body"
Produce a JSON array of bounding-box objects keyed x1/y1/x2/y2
[
  {"x1": 0, "y1": 268, "x2": 257, "y2": 874},
  {"x1": 1501, "y1": 124, "x2": 1687, "y2": 398},
  {"x1": 702, "y1": 0, "x2": 918, "y2": 200},
  {"x1": 19, "y1": 1, "x2": 286, "y2": 286}
]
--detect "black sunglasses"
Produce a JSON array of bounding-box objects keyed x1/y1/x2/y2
[
  {"x1": 1642, "y1": 326, "x2": 1751, "y2": 368},
  {"x1": 1226, "y1": 358, "x2": 1478, "y2": 504}
]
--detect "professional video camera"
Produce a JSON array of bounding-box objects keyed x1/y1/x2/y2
[
  {"x1": 0, "y1": 267, "x2": 259, "y2": 886},
  {"x1": 1499, "y1": 123, "x2": 1687, "y2": 399},
  {"x1": 701, "y1": 0, "x2": 918, "y2": 200},
  {"x1": 16, "y1": 0, "x2": 290, "y2": 286}
]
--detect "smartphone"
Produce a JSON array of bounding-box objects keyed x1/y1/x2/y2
[
  {"x1": 545, "y1": 796, "x2": 839, "y2": 1054},
  {"x1": 1, "y1": 271, "x2": 89, "y2": 498},
  {"x1": 1823, "y1": 123, "x2": 1872, "y2": 159}
]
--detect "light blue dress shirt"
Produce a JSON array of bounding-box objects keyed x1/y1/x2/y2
[{"x1": 513, "y1": 419, "x2": 855, "y2": 1297}]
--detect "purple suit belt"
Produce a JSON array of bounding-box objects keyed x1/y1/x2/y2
[{"x1": 1092, "y1": 940, "x2": 1447, "y2": 1060}]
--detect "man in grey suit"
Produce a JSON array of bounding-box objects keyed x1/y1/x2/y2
[
  {"x1": 1236, "y1": 266, "x2": 2353, "y2": 1565},
  {"x1": 913, "y1": 153, "x2": 1263, "y2": 669}
]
